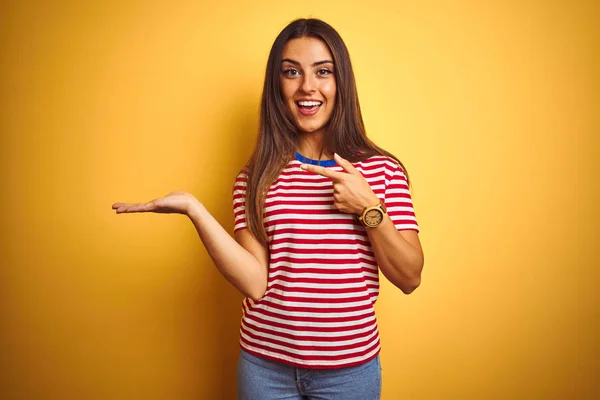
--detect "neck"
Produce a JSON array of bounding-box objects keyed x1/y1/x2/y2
[{"x1": 297, "y1": 131, "x2": 333, "y2": 160}]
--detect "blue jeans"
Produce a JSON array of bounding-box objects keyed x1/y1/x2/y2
[{"x1": 237, "y1": 349, "x2": 382, "y2": 400}]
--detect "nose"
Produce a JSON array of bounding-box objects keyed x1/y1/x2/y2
[{"x1": 301, "y1": 74, "x2": 316, "y2": 94}]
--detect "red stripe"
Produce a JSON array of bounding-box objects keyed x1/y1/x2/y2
[
  {"x1": 266, "y1": 188, "x2": 386, "y2": 196},
  {"x1": 246, "y1": 306, "x2": 375, "y2": 323},
  {"x1": 270, "y1": 256, "x2": 376, "y2": 266},
  {"x1": 266, "y1": 283, "x2": 368, "y2": 295},
  {"x1": 266, "y1": 199, "x2": 334, "y2": 206},
  {"x1": 269, "y1": 266, "x2": 371, "y2": 276},
  {"x1": 265, "y1": 275, "x2": 368, "y2": 285},
  {"x1": 264, "y1": 218, "x2": 358, "y2": 226},
  {"x1": 273, "y1": 173, "x2": 388, "y2": 185},
  {"x1": 266, "y1": 291, "x2": 372, "y2": 304},
  {"x1": 270, "y1": 267, "x2": 363, "y2": 276},
  {"x1": 270, "y1": 237, "x2": 371, "y2": 246}
]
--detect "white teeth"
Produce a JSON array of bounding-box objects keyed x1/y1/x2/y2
[{"x1": 298, "y1": 101, "x2": 322, "y2": 107}]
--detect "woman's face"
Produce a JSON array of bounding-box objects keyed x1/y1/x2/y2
[{"x1": 280, "y1": 37, "x2": 336, "y2": 137}]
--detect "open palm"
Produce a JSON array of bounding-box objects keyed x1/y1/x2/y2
[{"x1": 112, "y1": 191, "x2": 195, "y2": 215}]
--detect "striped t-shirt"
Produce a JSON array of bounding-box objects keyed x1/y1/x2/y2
[{"x1": 232, "y1": 153, "x2": 419, "y2": 369}]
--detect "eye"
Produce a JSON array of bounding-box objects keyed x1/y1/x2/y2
[
  {"x1": 317, "y1": 69, "x2": 333, "y2": 76},
  {"x1": 282, "y1": 69, "x2": 300, "y2": 77}
]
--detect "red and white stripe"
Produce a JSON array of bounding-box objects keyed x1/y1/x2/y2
[{"x1": 232, "y1": 156, "x2": 419, "y2": 368}]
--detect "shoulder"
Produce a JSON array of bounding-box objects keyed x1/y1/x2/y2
[
  {"x1": 233, "y1": 166, "x2": 250, "y2": 196},
  {"x1": 355, "y1": 154, "x2": 403, "y2": 172},
  {"x1": 235, "y1": 166, "x2": 249, "y2": 182}
]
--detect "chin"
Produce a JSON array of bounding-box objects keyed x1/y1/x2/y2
[
  {"x1": 299, "y1": 126, "x2": 321, "y2": 134},
  {"x1": 295, "y1": 121, "x2": 327, "y2": 134}
]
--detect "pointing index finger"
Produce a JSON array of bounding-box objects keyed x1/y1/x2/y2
[
  {"x1": 333, "y1": 153, "x2": 360, "y2": 175},
  {"x1": 300, "y1": 163, "x2": 343, "y2": 180}
]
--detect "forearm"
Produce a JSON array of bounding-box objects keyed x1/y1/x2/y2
[
  {"x1": 366, "y1": 215, "x2": 424, "y2": 294},
  {"x1": 187, "y1": 200, "x2": 268, "y2": 301}
]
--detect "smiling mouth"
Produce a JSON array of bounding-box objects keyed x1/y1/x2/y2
[{"x1": 295, "y1": 100, "x2": 323, "y2": 116}]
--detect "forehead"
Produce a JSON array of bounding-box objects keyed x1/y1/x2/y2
[{"x1": 281, "y1": 37, "x2": 333, "y2": 63}]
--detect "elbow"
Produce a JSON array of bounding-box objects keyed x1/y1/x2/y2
[
  {"x1": 400, "y1": 263, "x2": 423, "y2": 295},
  {"x1": 385, "y1": 261, "x2": 423, "y2": 295},
  {"x1": 248, "y1": 292, "x2": 264, "y2": 302},
  {"x1": 400, "y1": 276, "x2": 421, "y2": 295},
  {"x1": 401, "y1": 256, "x2": 424, "y2": 294},
  {"x1": 247, "y1": 283, "x2": 268, "y2": 302}
]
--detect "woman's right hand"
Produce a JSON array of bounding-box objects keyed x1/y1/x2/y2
[{"x1": 112, "y1": 191, "x2": 197, "y2": 216}]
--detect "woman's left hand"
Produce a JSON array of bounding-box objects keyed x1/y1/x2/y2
[{"x1": 300, "y1": 153, "x2": 380, "y2": 215}]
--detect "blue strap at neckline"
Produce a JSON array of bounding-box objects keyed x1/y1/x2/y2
[{"x1": 294, "y1": 152, "x2": 337, "y2": 167}]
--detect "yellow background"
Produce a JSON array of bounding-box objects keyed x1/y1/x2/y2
[{"x1": 1, "y1": 0, "x2": 598, "y2": 398}]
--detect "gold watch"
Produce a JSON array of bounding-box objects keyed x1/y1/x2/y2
[{"x1": 356, "y1": 201, "x2": 387, "y2": 228}]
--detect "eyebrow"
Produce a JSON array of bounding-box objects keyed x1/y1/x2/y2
[{"x1": 281, "y1": 58, "x2": 334, "y2": 67}]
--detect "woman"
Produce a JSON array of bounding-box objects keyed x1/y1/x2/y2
[{"x1": 113, "y1": 18, "x2": 423, "y2": 400}]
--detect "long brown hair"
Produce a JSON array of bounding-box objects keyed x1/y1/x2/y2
[{"x1": 245, "y1": 18, "x2": 409, "y2": 244}]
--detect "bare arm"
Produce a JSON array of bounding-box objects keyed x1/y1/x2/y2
[
  {"x1": 112, "y1": 192, "x2": 269, "y2": 301},
  {"x1": 364, "y1": 217, "x2": 423, "y2": 294},
  {"x1": 187, "y1": 199, "x2": 269, "y2": 301}
]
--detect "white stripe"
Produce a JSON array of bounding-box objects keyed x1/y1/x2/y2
[
  {"x1": 270, "y1": 242, "x2": 373, "y2": 252},
  {"x1": 241, "y1": 320, "x2": 379, "y2": 346},
  {"x1": 267, "y1": 183, "x2": 385, "y2": 195},
  {"x1": 386, "y1": 206, "x2": 417, "y2": 213},
  {"x1": 265, "y1": 204, "x2": 337, "y2": 212},
  {"x1": 266, "y1": 221, "x2": 356, "y2": 229},
  {"x1": 267, "y1": 288, "x2": 373, "y2": 300},
  {"x1": 268, "y1": 189, "x2": 333, "y2": 197},
  {"x1": 262, "y1": 296, "x2": 372, "y2": 309},
  {"x1": 356, "y1": 166, "x2": 391, "y2": 176},
  {"x1": 390, "y1": 216, "x2": 418, "y2": 223},
  {"x1": 361, "y1": 271, "x2": 379, "y2": 279},
  {"x1": 270, "y1": 233, "x2": 366, "y2": 241},
  {"x1": 271, "y1": 180, "x2": 334, "y2": 188},
  {"x1": 240, "y1": 331, "x2": 378, "y2": 357},
  {"x1": 270, "y1": 271, "x2": 367, "y2": 280},
  {"x1": 394, "y1": 223, "x2": 419, "y2": 231},
  {"x1": 386, "y1": 188, "x2": 412, "y2": 195},
  {"x1": 251, "y1": 303, "x2": 372, "y2": 319},
  {"x1": 266, "y1": 195, "x2": 333, "y2": 202}
]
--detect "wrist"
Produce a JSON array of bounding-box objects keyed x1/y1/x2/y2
[
  {"x1": 357, "y1": 195, "x2": 381, "y2": 214},
  {"x1": 186, "y1": 198, "x2": 205, "y2": 220}
]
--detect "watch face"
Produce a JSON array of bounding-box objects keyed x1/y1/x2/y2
[{"x1": 364, "y1": 209, "x2": 383, "y2": 227}]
